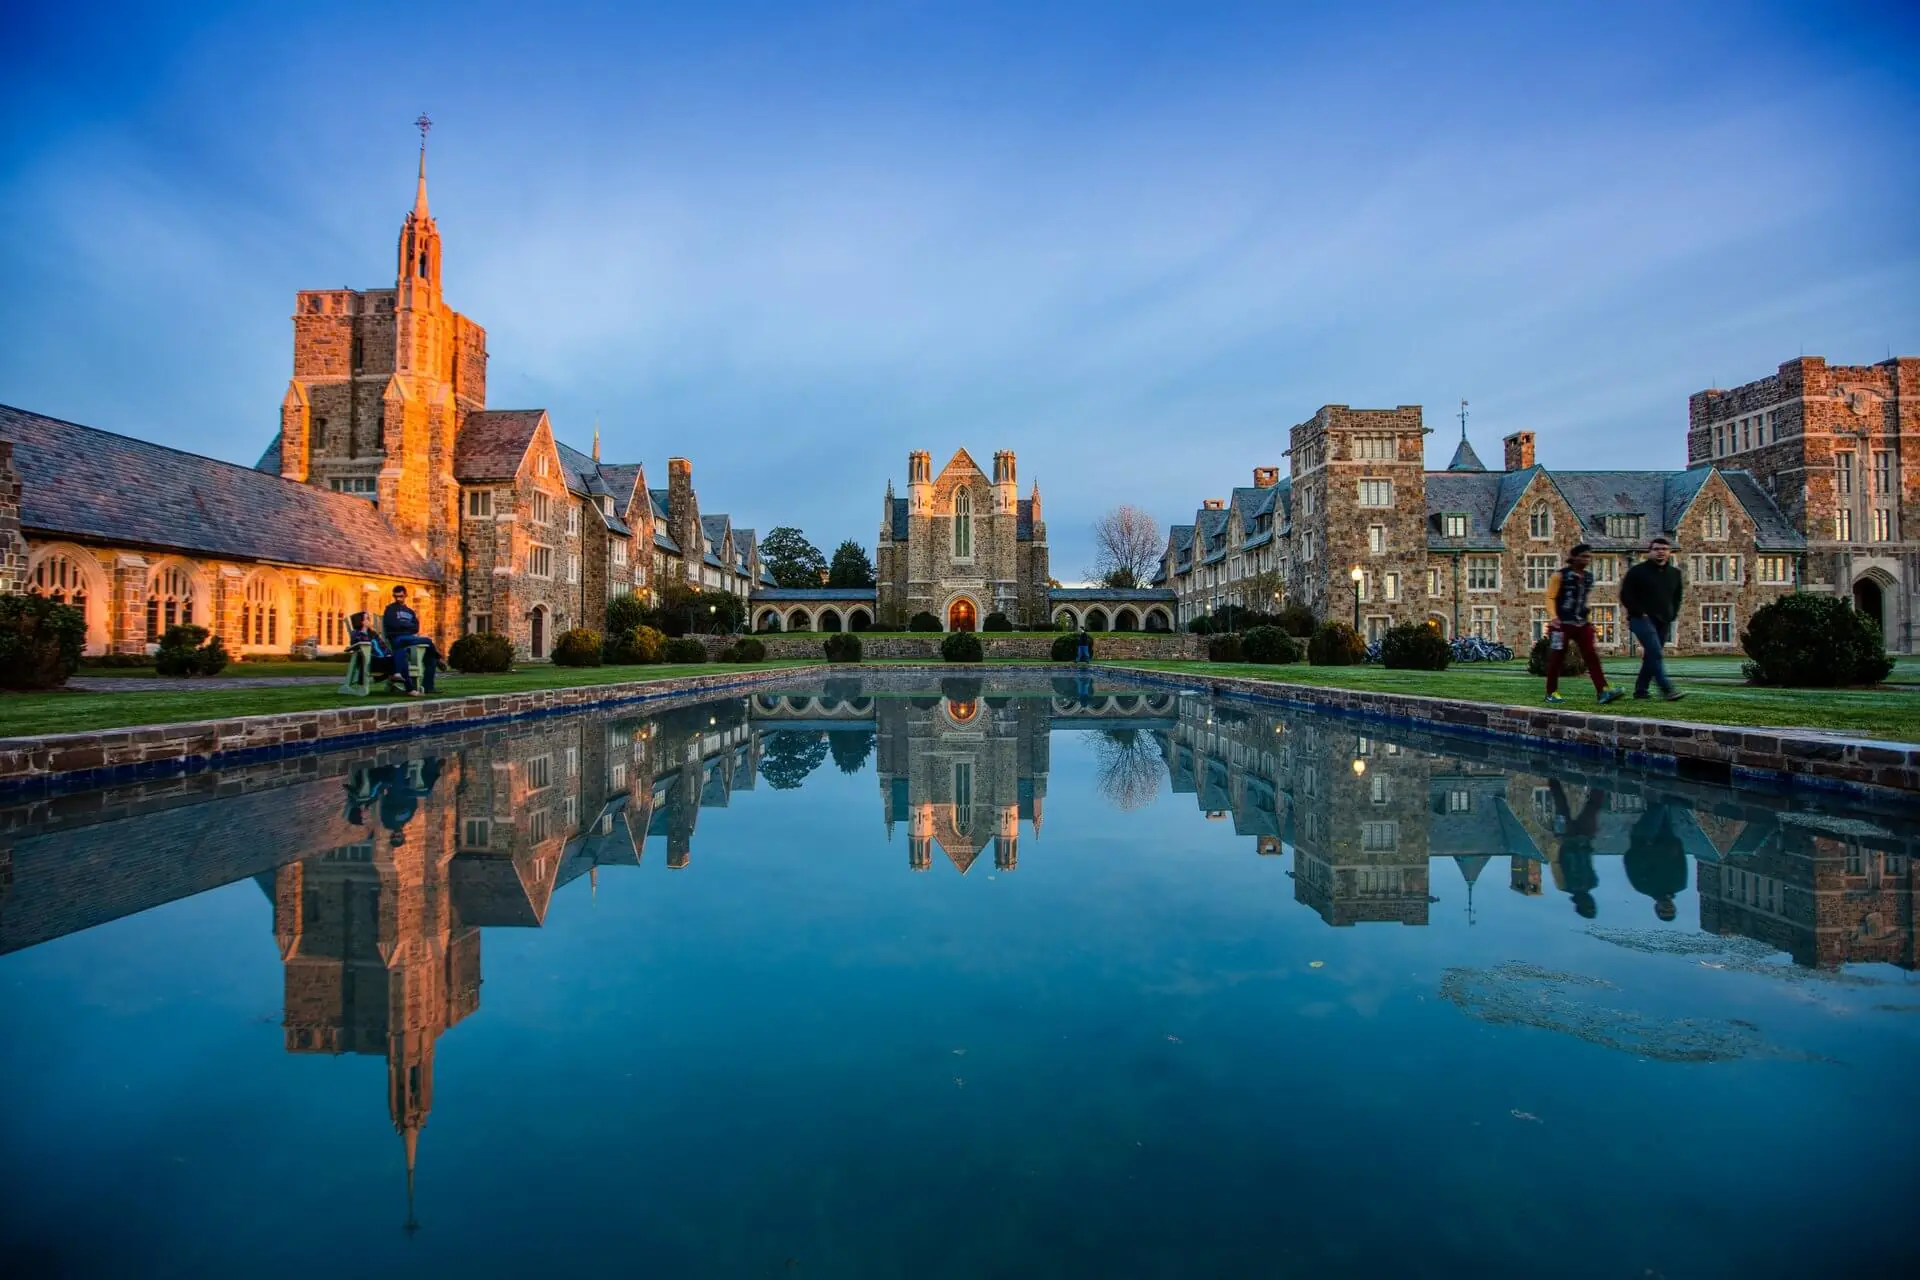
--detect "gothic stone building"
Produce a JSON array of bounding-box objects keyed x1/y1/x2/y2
[
  {"x1": 0, "y1": 138, "x2": 768, "y2": 658},
  {"x1": 873, "y1": 449, "x2": 1050, "y2": 630},
  {"x1": 1158, "y1": 402, "x2": 1812, "y2": 655}
]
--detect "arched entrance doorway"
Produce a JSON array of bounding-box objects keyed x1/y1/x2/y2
[
  {"x1": 948, "y1": 598, "x2": 977, "y2": 632},
  {"x1": 530, "y1": 606, "x2": 548, "y2": 660},
  {"x1": 1855, "y1": 577, "x2": 1886, "y2": 635}
]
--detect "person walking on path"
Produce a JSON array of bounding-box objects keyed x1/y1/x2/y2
[
  {"x1": 1075, "y1": 629, "x2": 1093, "y2": 664},
  {"x1": 1544, "y1": 543, "x2": 1622, "y2": 706},
  {"x1": 1618, "y1": 537, "x2": 1687, "y2": 702}
]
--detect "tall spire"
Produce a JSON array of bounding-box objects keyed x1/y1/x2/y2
[
  {"x1": 403, "y1": 1126, "x2": 421, "y2": 1235},
  {"x1": 592, "y1": 416, "x2": 601, "y2": 463},
  {"x1": 412, "y1": 113, "x2": 433, "y2": 219}
]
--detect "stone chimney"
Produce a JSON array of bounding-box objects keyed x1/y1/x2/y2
[
  {"x1": 0, "y1": 442, "x2": 26, "y2": 594},
  {"x1": 1253, "y1": 466, "x2": 1280, "y2": 489},
  {"x1": 1503, "y1": 431, "x2": 1536, "y2": 471},
  {"x1": 667, "y1": 457, "x2": 698, "y2": 582},
  {"x1": 1203, "y1": 498, "x2": 1226, "y2": 510}
]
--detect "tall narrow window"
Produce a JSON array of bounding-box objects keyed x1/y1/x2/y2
[
  {"x1": 1702, "y1": 500, "x2": 1726, "y2": 540},
  {"x1": 1836, "y1": 452, "x2": 1855, "y2": 495},
  {"x1": 953, "y1": 488, "x2": 973, "y2": 558},
  {"x1": 146, "y1": 566, "x2": 197, "y2": 642},
  {"x1": 1529, "y1": 505, "x2": 1552, "y2": 540},
  {"x1": 1874, "y1": 451, "x2": 1893, "y2": 495}
]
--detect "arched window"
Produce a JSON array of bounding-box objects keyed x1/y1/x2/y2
[
  {"x1": 30, "y1": 552, "x2": 91, "y2": 622},
  {"x1": 419, "y1": 251, "x2": 429, "y2": 278},
  {"x1": 953, "y1": 488, "x2": 972, "y2": 559},
  {"x1": 1528, "y1": 504, "x2": 1552, "y2": 540},
  {"x1": 243, "y1": 574, "x2": 282, "y2": 648},
  {"x1": 1703, "y1": 500, "x2": 1726, "y2": 540},
  {"x1": 952, "y1": 762, "x2": 973, "y2": 834},
  {"x1": 318, "y1": 587, "x2": 349, "y2": 649},
  {"x1": 146, "y1": 565, "x2": 198, "y2": 641}
]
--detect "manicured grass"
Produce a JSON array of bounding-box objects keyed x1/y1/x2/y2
[
  {"x1": 77, "y1": 660, "x2": 350, "y2": 679},
  {"x1": 1119, "y1": 658, "x2": 1920, "y2": 741},
  {"x1": 0, "y1": 662, "x2": 817, "y2": 738}
]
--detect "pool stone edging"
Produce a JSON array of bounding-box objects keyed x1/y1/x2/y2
[{"x1": 1102, "y1": 664, "x2": 1920, "y2": 799}]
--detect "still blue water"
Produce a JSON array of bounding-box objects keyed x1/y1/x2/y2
[{"x1": 1, "y1": 673, "x2": 1915, "y2": 1277}]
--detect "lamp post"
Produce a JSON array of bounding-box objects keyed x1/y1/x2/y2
[
  {"x1": 1349, "y1": 565, "x2": 1363, "y2": 632},
  {"x1": 708, "y1": 603, "x2": 717, "y2": 636}
]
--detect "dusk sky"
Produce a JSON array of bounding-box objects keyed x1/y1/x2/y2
[{"x1": 2, "y1": 0, "x2": 1915, "y2": 580}]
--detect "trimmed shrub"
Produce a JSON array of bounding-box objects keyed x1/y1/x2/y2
[
  {"x1": 1380, "y1": 622, "x2": 1450, "y2": 670},
  {"x1": 1275, "y1": 602, "x2": 1317, "y2": 638},
  {"x1": 1741, "y1": 593, "x2": 1893, "y2": 687},
  {"x1": 1526, "y1": 632, "x2": 1586, "y2": 678},
  {"x1": 983, "y1": 611, "x2": 1014, "y2": 632},
  {"x1": 81, "y1": 652, "x2": 153, "y2": 669},
  {"x1": 940, "y1": 631, "x2": 984, "y2": 662},
  {"x1": 606, "y1": 592, "x2": 647, "y2": 637},
  {"x1": 1187, "y1": 615, "x2": 1212, "y2": 635},
  {"x1": 908, "y1": 612, "x2": 942, "y2": 632},
  {"x1": 550, "y1": 628, "x2": 603, "y2": 667},
  {"x1": 0, "y1": 594, "x2": 87, "y2": 689},
  {"x1": 1308, "y1": 621, "x2": 1366, "y2": 666},
  {"x1": 154, "y1": 624, "x2": 230, "y2": 678},
  {"x1": 823, "y1": 632, "x2": 863, "y2": 662},
  {"x1": 661, "y1": 637, "x2": 707, "y2": 664},
  {"x1": 720, "y1": 637, "x2": 768, "y2": 663},
  {"x1": 448, "y1": 631, "x2": 513, "y2": 673},
  {"x1": 1241, "y1": 625, "x2": 1302, "y2": 664},
  {"x1": 1049, "y1": 633, "x2": 1079, "y2": 661},
  {"x1": 1208, "y1": 632, "x2": 1244, "y2": 663},
  {"x1": 606, "y1": 625, "x2": 666, "y2": 664}
]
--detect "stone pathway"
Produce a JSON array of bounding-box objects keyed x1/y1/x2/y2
[{"x1": 67, "y1": 676, "x2": 342, "y2": 693}]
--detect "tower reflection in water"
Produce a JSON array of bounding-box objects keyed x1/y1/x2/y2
[{"x1": 1, "y1": 677, "x2": 1912, "y2": 1230}]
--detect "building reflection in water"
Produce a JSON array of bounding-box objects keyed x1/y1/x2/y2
[{"x1": 1, "y1": 677, "x2": 1914, "y2": 1230}]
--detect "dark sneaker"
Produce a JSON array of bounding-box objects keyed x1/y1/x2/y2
[
  {"x1": 1663, "y1": 691, "x2": 1687, "y2": 703},
  {"x1": 1597, "y1": 689, "x2": 1623, "y2": 706},
  {"x1": 1632, "y1": 691, "x2": 1650, "y2": 700}
]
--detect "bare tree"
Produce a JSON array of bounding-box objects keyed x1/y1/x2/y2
[
  {"x1": 1092, "y1": 728, "x2": 1165, "y2": 811},
  {"x1": 1087, "y1": 506, "x2": 1162, "y2": 588}
]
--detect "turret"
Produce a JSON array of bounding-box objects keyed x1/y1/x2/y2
[
  {"x1": 908, "y1": 450, "x2": 932, "y2": 515},
  {"x1": 993, "y1": 450, "x2": 1017, "y2": 514}
]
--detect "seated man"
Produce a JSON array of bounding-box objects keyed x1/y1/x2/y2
[{"x1": 381, "y1": 585, "x2": 441, "y2": 697}]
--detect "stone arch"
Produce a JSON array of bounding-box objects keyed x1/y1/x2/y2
[
  {"x1": 1427, "y1": 612, "x2": 1450, "y2": 638},
  {"x1": 756, "y1": 608, "x2": 783, "y2": 632},
  {"x1": 1054, "y1": 607, "x2": 1079, "y2": 629},
  {"x1": 1853, "y1": 567, "x2": 1899, "y2": 639},
  {"x1": 26, "y1": 543, "x2": 109, "y2": 654},
  {"x1": 315, "y1": 582, "x2": 352, "y2": 651},
  {"x1": 528, "y1": 603, "x2": 551, "y2": 660},
  {"x1": 787, "y1": 607, "x2": 813, "y2": 632},
  {"x1": 818, "y1": 608, "x2": 843, "y2": 633},
  {"x1": 944, "y1": 592, "x2": 981, "y2": 632},
  {"x1": 848, "y1": 607, "x2": 873, "y2": 632},
  {"x1": 1114, "y1": 607, "x2": 1139, "y2": 632},
  {"x1": 240, "y1": 568, "x2": 291, "y2": 652},
  {"x1": 1144, "y1": 607, "x2": 1173, "y2": 633},
  {"x1": 1085, "y1": 607, "x2": 1110, "y2": 632},
  {"x1": 144, "y1": 558, "x2": 206, "y2": 645}
]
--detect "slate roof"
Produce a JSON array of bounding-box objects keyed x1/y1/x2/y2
[
  {"x1": 890, "y1": 497, "x2": 909, "y2": 540},
  {"x1": 1049, "y1": 587, "x2": 1176, "y2": 601},
  {"x1": 0, "y1": 404, "x2": 437, "y2": 580},
  {"x1": 1447, "y1": 437, "x2": 1487, "y2": 471},
  {"x1": 255, "y1": 432, "x2": 283, "y2": 473},
  {"x1": 700, "y1": 514, "x2": 731, "y2": 557},
  {"x1": 453, "y1": 410, "x2": 545, "y2": 481},
  {"x1": 1422, "y1": 472, "x2": 1509, "y2": 550},
  {"x1": 596, "y1": 463, "x2": 645, "y2": 514},
  {"x1": 1720, "y1": 471, "x2": 1805, "y2": 549},
  {"x1": 883, "y1": 496, "x2": 1036, "y2": 541},
  {"x1": 751, "y1": 587, "x2": 878, "y2": 601},
  {"x1": 649, "y1": 488, "x2": 671, "y2": 521},
  {"x1": 654, "y1": 528, "x2": 681, "y2": 554}
]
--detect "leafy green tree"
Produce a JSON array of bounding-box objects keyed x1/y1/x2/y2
[
  {"x1": 761, "y1": 730, "x2": 831, "y2": 790},
  {"x1": 762, "y1": 527, "x2": 829, "y2": 588},
  {"x1": 828, "y1": 539, "x2": 876, "y2": 588},
  {"x1": 828, "y1": 729, "x2": 874, "y2": 775}
]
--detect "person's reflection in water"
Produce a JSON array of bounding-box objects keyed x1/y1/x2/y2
[
  {"x1": 1625, "y1": 803, "x2": 1687, "y2": 922},
  {"x1": 1547, "y1": 779, "x2": 1606, "y2": 918},
  {"x1": 343, "y1": 758, "x2": 444, "y2": 845},
  {"x1": 1075, "y1": 673, "x2": 1094, "y2": 702}
]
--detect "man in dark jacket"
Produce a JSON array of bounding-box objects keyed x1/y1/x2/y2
[
  {"x1": 1624, "y1": 804, "x2": 1687, "y2": 922},
  {"x1": 1618, "y1": 538, "x2": 1686, "y2": 702},
  {"x1": 382, "y1": 585, "x2": 440, "y2": 696}
]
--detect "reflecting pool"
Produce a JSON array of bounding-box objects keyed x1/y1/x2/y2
[{"x1": 2, "y1": 672, "x2": 1916, "y2": 1277}]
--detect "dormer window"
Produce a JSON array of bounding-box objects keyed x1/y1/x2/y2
[{"x1": 1443, "y1": 513, "x2": 1467, "y2": 538}]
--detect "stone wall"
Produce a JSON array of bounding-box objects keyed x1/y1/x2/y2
[
  {"x1": 0, "y1": 442, "x2": 26, "y2": 595},
  {"x1": 690, "y1": 632, "x2": 1204, "y2": 661}
]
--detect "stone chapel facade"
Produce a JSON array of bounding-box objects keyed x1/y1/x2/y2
[{"x1": 876, "y1": 449, "x2": 1051, "y2": 629}]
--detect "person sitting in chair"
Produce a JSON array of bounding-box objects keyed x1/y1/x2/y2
[{"x1": 382, "y1": 586, "x2": 441, "y2": 697}]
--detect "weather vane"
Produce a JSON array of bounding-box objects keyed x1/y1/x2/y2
[{"x1": 1458, "y1": 398, "x2": 1469, "y2": 441}]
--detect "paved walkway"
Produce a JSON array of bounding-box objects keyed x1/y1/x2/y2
[{"x1": 68, "y1": 676, "x2": 342, "y2": 693}]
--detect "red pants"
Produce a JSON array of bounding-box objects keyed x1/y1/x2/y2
[{"x1": 1545, "y1": 622, "x2": 1606, "y2": 696}]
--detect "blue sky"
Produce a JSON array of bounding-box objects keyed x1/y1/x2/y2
[{"x1": 2, "y1": 0, "x2": 1915, "y2": 580}]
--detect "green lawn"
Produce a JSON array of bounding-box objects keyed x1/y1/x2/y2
[
  {"x1": 0, "y1": 662, "x2": 816, "y2": 738},
  {"x1": 77, "y1": 660, "x2": 350, "y2": 679},
  {"x1": 1119, "y1": 657, "x2": 1920, "y2": 741}
]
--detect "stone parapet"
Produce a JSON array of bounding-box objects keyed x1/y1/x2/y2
[
  {"x1": 698, "y1": 633, "x2": 1203, "y2": 661},
  {"x1": 1104, "y1": 665, "x2": 1920, "y2": 802}
]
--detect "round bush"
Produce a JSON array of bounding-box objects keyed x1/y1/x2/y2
[
  {"x1": 607, "y1": 625, "x2": 666, "y2": 664},
  {"x1": 448, "y1": 631, "x2": 514, "y2": 673},
  {"x1": 982, "y1": 611, "x2": 1014, "y2": 632},
  {"x1": 1240, "y1": 626, "x2": 1301, "y2": 664},
  {"x1": 1380, "y1": 622, "x2": 1450, "y2": 670},
  {"x1": 1308, "y1": 621, "x2": 1366, "y2": 666},
  {"x1": 721, "y1": 637, "x2": 767, "y2": 663},
  {"x1": 1208, "y1": 632, "x2": 1244, "y2": 663},
  {"x1": 940, "y1": 631, "x2": 984, "y2": 662},
  {"x1": 1526, "y1": 632, "x2": 1587, "y2": 678},
  {"x1": 908, "y1": 612, "x2": 942, "y2": 632},
  {"x1": 1275, "y1": 603, "x2": 1317, "y2": 638},
  {"x1": 550, "y1": 627, "x2": 604, "y2": 667},
  {"x1": 1187, "y1": 615, "x2": 1212, "y2": 635},
  {"x1": 823, "y1": 632, "x2": 863, "y2": 663},
  {"x1": 0, "y1": 594, "x2": 87, "y2": 689},
  {"x1": 661, "y1": 637, "x2": 708, "y2": 663},
  {"x1": 606, "y1": 592, "x2": 647, "y2": 637},
  {"x1": 153, "y1": 623, "x2": 230, "y2": 678},
  {"x1": 1049, "y1": 633, "x2": 1078, "y2": 661},
  {"x1": 1741, "y1": 592, "x2": 1892, "y2": 687}
]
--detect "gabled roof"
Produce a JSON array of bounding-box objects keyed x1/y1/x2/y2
[
  {"x1": 1490, "y1": 466, "x2": 1544, "y2": 532},
  {"x1": 255, "y1": 432, "x2": 283, "y2": 474},
  {"x1": 596, "y1": 463, "x2": 645, "y2": 515},
  {"x1": 938, "y1": 447, "x2": 986, "y2": 479},
  {"x1": 1421, "y1": 472, "x2": 1507, "y2": 550},
  {"x1": 700, "y1": 514, "x2": 731, "y2": 555},
  {"x1": 0, "y1": 404, "x2": 437, "y2": 581},
  {"x1": 454, "y1": 409, "x2": 546, "y2": 482},
  {"x1": 649, "y1": 487, "x2": 671, "y2": 521},
  {"x1": 1720, "y1": 471, "x2": 1805, "y2": 549}
]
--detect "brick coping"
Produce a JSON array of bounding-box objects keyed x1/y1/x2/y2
[{"x1": 1102, "y1": 664, "x2": 1920, "y2": 801}]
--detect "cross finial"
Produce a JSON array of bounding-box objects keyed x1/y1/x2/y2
[{"x1": 415, "y1": 113, "x2": 433, "y2": 147}]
